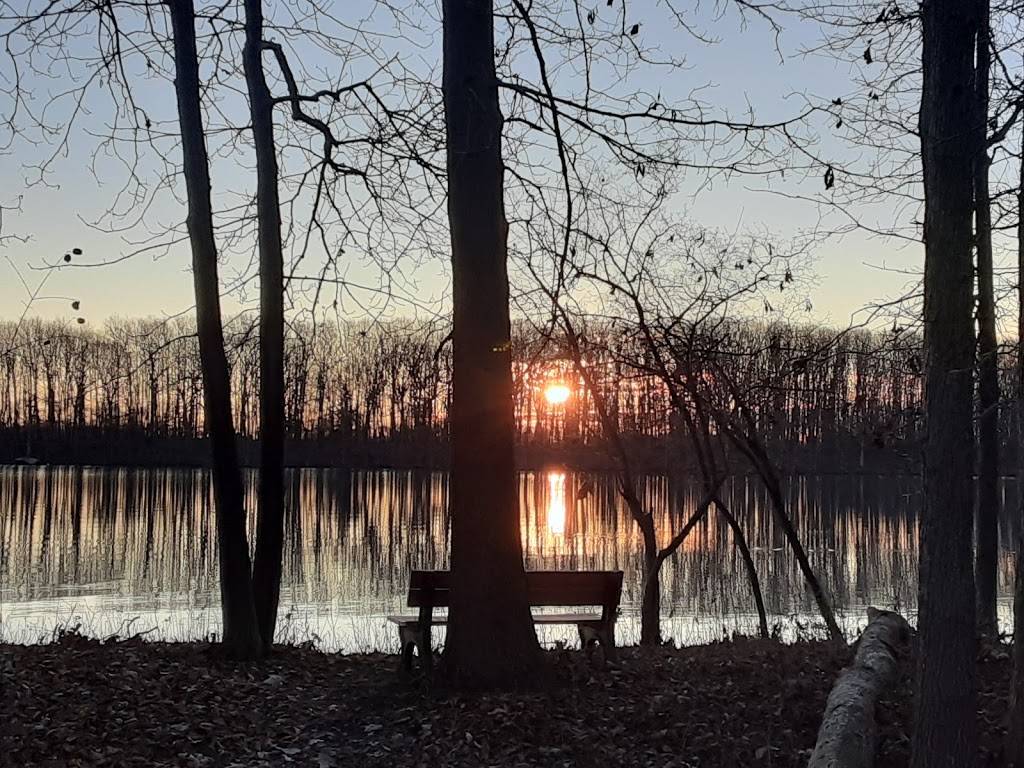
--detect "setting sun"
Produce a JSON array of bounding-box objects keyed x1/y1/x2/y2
[{"x1": 543, "y1": 383, "x2": 571, "y2": 406}]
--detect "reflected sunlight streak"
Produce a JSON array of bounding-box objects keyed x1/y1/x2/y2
[{"x1": 547, "y1": 471, "x2": 567, "y2": 536}]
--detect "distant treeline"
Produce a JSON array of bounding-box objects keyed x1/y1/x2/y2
[{"x1": 0, "y1": 316, "x2": 1018, "y2": 471}]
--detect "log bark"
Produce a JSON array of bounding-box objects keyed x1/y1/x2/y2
[{"x1": 808, "y1": 608, "x2": 912, "y2": 768}]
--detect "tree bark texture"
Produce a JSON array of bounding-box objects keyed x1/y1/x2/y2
[
  {"x1": 440, "y1": 0, "x2": 541, "y2": 688},
  {"x1": 913, "y1": 0, "x2": 979, "y2": 763}
]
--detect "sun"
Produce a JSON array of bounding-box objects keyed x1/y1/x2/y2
[{"x1": 544, "y1": 383, "x2": 571, "y2": 406}]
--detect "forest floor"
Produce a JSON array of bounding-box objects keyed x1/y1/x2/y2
[{"x1": 1, "y1": 632, "x2": 1012, "y2": 767}]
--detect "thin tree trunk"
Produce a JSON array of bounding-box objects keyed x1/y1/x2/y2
[
  {"x1": 714, "y1": 499, "x2": 769, "y2": 639},
  {"x1": 973, "y1": 1, "x2": 999, "y2": 640},
  {"x1": 912, "y1": 0, "x2": 979, "y2": 762},
  {"x1": 166, "y1": 0, "x2": 262, "y2": 660},
  {"x1": 761, "y1": 466, "x2": 843, "y2": 643},
  {"x1": 242, "y1": 0, "x2": 286, "y2": 652},
  {"x1": 713, "y1": 379, "x2": 843, "y2": 643},
  {"x1": 440, "y1": 0, "x2": 540, "y2": 688},
  {"x1": 1006, "y1": 124, "x2": 1024, "y2": 768}
]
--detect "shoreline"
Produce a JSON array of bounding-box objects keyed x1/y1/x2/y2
[
  {"x1": 1, "y1": 461, "x2": 930, "y2": 477},
  {"x1": 0, "y1": 425, "x2": 926, "y2": 475}
]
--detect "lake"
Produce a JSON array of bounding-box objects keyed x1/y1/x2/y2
[{"x1": 0, "y1": 466, "x2": 1017, "y2": 650}]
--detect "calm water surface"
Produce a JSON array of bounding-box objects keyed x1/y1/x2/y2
[{"x1": 0, "y1": 467, "x2": 1017, "y2": 650}]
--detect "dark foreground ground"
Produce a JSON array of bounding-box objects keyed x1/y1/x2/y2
[{"x1": 0, "y1": 634, "x2": 1012, "y2": 767}]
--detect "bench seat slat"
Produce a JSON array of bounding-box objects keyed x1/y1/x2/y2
[
  {"x1": 405, "y1": 570, "x2": 623, "y2": 609},
  {"x1": 531, "y1": 612, "x2": 604, "y2": 624}
]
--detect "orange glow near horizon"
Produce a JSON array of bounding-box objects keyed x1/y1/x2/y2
[{"x1": 543, "y1": 383, "x2": 571, "y2": 406}]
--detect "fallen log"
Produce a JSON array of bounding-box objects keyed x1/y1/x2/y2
[{"x1": 808, "y1": 608, "x2": 911, "y2": 768}]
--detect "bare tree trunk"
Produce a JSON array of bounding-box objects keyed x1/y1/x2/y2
[
  {"x1": 765, "y1": 475, "x2": 842, "y2": 642},
  {"x1": 242, "y1": 0, "x2": 286, "y2": 653},
  {"x1": 640, "y1": 518, "x2": 661, "y2": 645},
  {"x1": 1006, "y1": 124, "x2": 1024, "y2": 768},
  {"x1": 714, "y1": 499, "x2": 769, "y2": 639},
  {"x1": 166, "y1": 0, "x2": 262, "y2": 660},
  {"x1": 912, "y1": 0, "x2": 979, "y2": 762},
  {"x1": 973, "y1": 1, "x2": 999, "y2": 640},
  {"x1": 440, "y1": 0, "x2": 540, "y2": 688},
  {"x1": 709, "y1": 373, "x2": 842, "y2": 644}
]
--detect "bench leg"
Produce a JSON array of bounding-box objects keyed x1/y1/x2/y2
[
  {"x1": 578, "y1": 623, "x2": 616, "y2": 662},
  {"x1": 418, "y1": 625, "x2": 433, "y2": 678},
  {"x1": 578, "y1": 625, "x2": 599, "y2": 655},
  {"x1": 599, "y1": 625, "x2": 617, "y2": 661},
  {"x1": 578, "y1": 625, "x2": 594, "y2": 650},
  {"x1": 398, "y1": 625, "x2": 417, "y2": 675}
]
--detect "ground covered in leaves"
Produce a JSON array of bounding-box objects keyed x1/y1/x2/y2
[{"x1": 1, "y1": 634, "x2": 1012, "y2": 767}]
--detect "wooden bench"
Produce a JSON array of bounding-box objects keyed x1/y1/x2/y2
[{"x1": 387, "y1": 570, "x2": 623, "y2": 673}]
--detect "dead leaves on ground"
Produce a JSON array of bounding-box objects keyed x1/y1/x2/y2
[{"x1": 1, "y1": 634, "x2": 1012, "y2": 767}]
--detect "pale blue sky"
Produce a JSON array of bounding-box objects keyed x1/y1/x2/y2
[{"x1": 0, "y1": 0, "x2": 928, "y2": 331}]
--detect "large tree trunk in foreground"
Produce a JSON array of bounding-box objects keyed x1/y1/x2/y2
[
  {"x1": 912, "y1": 0, "x2": 979, "y2": 763},
  {"x1": 808, "y1": 609, "x2": 911, "y2": 768},
  {"x1": 167, "y1": 0, "x2": 262, "y2": 660},
  {"x1": 440, "y1": 0, "x2": 541, "y2": 688},
  {"x1": 973, "y1": 2, "x2": 999, "y2": 641},
  {"x1": 243, "y1": 0, "x2": 286, "y2": 653},
  {"x1": 1007, "y1": 128, "x2": 1024, "y2": 768}
]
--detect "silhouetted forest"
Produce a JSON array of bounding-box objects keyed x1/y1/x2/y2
[{"x1": 3, "y1": 316, "x2": 1017, "y2": 471}]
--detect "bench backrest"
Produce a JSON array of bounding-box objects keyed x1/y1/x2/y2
[{"x1": 407, "y1": 570, "x2": 623, "y2": 619}]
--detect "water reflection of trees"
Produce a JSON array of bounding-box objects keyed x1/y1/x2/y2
[{"x1": 1, "y1": 468, "x2": 1017, "y2": 642}]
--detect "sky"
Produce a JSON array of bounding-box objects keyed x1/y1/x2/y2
[{"x1": 0, "y1": 0, "x2": 931, "y2": 332}]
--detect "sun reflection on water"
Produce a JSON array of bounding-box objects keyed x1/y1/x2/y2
[
  {"x1": 0, "y1": 467, "x2": 1017, "y2": 649},
  {"x1": 546, "y1": 471, "x2": 567, "y2": 536}
]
